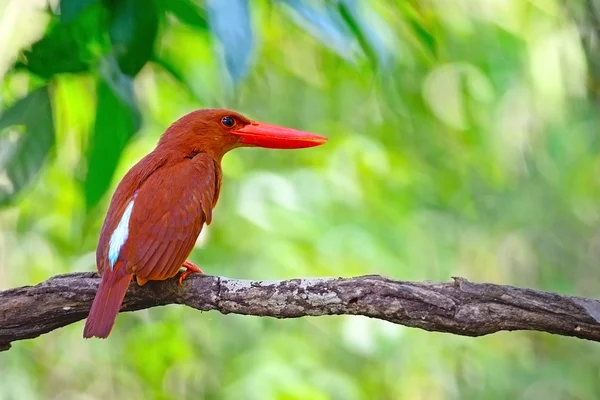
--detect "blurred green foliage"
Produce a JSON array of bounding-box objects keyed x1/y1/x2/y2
[{"x1": 2, "y1": 0, "x2": 600, "y2": 398}]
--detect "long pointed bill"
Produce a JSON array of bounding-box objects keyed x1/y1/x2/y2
[{"x1": 231, "y1": 122, "x2": 328, "y2": 149}]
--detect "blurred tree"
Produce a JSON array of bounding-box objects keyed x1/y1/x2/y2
[{"x1": 570, "y1": 0, "x2": 600, "y2": 102}]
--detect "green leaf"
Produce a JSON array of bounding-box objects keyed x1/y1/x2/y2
[
  {"x1": 20, "y1": 4, "x2": 106, "y2": 79},
  {"x1": 59, "y1": 0, "x2": 98, "y2": 23},
  {"x1": 398, "y1": 3, "x2": 437, "y2": 57},
  {"x1": 151, "y1": 55, "x2": 190, "y2": 90},
  {"x1": 0, "y1": 87, "x2": 54, "y2": 205},
  {"x1": 108, "y1": 0, "x2": 159, "y2": 76},
  {"x1": 279, "y1": 0, "x2": 358, "y2": 62},
  {"x1": 157, "y1": 0, "x2": 207, "y2": 29},
  {"x1": 337, "y1": 0, "x2": 392, "y2": 67},
  {"x1": 85, "y1": 58, "x2": 141, "y2": 209},
  {"x1": 206, "y1": 0, "x2": 253, "y2": 84}
]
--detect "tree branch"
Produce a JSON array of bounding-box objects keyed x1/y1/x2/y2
[{"x1": 2, "y1": 272, "x2": 600, "y2": 350}]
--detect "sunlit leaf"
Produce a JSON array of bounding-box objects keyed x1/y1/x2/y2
[
  {"x1": 151, "y1": 56, "x2": 188, "y2": 87},
  {"x1": 0, "y1": 87, "x2": 54, "y2": 205},
  {"x1": 108, "y1": 0, "x2": 159, "y2": 76},
  {"x1": 206, "y1": 0, "x2": 253, "y2": 84},
  {"x1": 279, "y1": 0, "x2": 358, "y2": 62},
  {"x1": 151, "y1": 25, "x2": 213, "y2": 103},
  {"x1": 157, "y1": 0, "x2": 208, "y2": 30},
  {"x1": 59, "y1": 0, "x2": 98, "y2": 23},
  {"x1": 85, "y1": 58, "x2": 141, "y2": 209}
]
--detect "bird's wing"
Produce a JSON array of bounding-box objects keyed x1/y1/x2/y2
[
  {"x1": 96, "y1": 151, "x2": 168, "y2": 276},
  {"x1": 100, "y1": 152, "x2": 221, "y2": 282}
]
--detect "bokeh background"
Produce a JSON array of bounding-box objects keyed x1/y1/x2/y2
[{"x1": 2, "y1": 0, "x2": 600, "y2": 398}]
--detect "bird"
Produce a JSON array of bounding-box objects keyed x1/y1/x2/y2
[{"x1": 83, "y1": 109, "x2": 327, "y2": 339}]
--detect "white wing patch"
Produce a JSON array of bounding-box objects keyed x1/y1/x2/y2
[{"x1": 108, "y1": 198, "x2": 136, "y2": 270}]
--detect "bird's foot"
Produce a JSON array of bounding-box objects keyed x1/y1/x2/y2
[{"x1": 178, "y1": 260, "x2": 204, "y2": 286}]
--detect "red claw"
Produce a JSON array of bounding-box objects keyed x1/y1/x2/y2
[{"x1": 178, "y1": 260, "x2": 204, "y2": 286}]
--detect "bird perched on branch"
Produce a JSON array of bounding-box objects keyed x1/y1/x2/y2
[{"x1": 83, "y1": 109, "x2": 327, "y2": 339}]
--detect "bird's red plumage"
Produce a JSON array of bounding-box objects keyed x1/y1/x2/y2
[
  {"x1": 124, "y1": 154, "x2": 220, "y2": 282},
  {"x1": 84, "y1": 153, "x2": 221, "y2": 338},
  {"x1": 83, "y1": 260, "x2": 131, "y2": 339},
  {"x1": 83, "y1": 108, "x2": 326, "y2": 339}
]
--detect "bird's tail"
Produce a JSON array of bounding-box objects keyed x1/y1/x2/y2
[{"x1": 83, "y1": 264, "x2": 131, "y2": 339}]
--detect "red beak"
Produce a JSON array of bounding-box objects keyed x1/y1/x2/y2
[{"x1": 231, "y1": 122, "x2": 328, "y2": 149}]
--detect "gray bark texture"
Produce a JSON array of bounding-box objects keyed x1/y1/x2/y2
[{"x1": 2, "y1": 272, "x2": 600, "y2": 351}]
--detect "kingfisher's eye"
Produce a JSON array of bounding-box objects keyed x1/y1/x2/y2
[{"x1": 221, "y1": 116, "x2": 235, "y2": 128}]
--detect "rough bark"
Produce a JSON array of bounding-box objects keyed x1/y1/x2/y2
[{"x1": 2, "y1": 272, "x2": 600, "y2": 351}]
